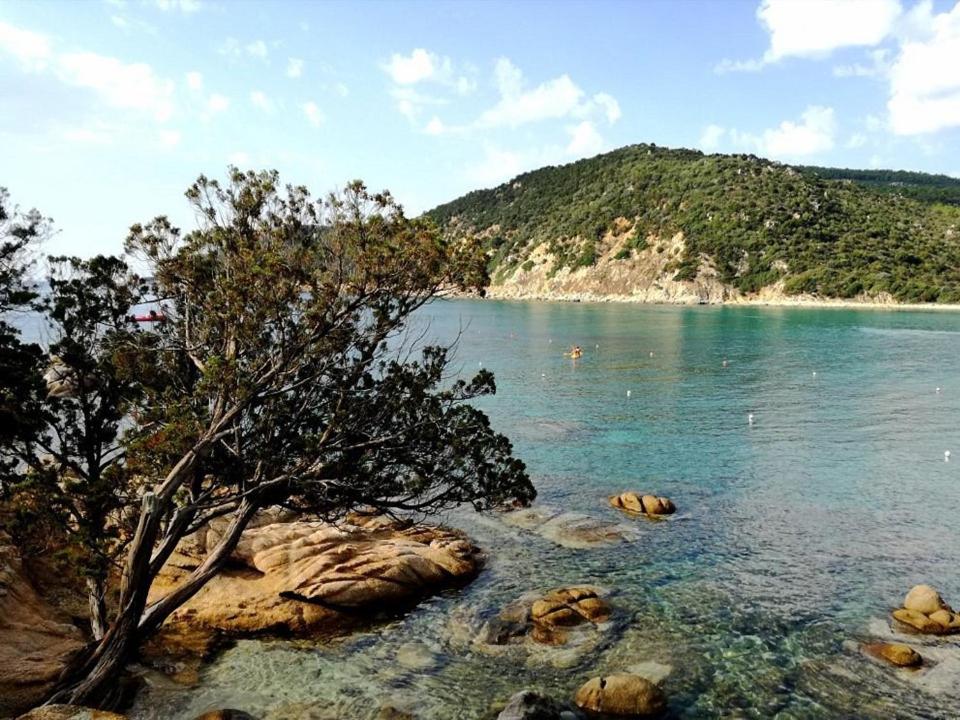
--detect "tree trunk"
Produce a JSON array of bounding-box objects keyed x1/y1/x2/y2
[{"x1": 85, "y1": 576, "x2": 107, "y2": 641}]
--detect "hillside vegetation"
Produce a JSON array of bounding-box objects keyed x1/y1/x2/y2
[
  {"x1": 428, "y1": 144, "x2": 960, "y2": 303},
  {"x1": 798, "y1": 166, "x2": 960, "y2": 207}
]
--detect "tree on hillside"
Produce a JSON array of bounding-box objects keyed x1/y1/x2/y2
[{"x1": 40, "y1": 170, "x2": 533, "y2": 706}]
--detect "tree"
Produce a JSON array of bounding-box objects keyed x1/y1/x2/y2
[
  {"x1": 47, "y1": 170, "x2": 533, "y2": 706},
  {"x1": 2, "y1": 255, "x2": 146, "y2": 641}
]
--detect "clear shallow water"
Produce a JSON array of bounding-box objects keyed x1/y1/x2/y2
[{"x1": 132, "y1": 301, "x2": 960, "y2": 719}]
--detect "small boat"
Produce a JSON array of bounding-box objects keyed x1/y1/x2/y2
[{"x1": 132, "y1": 312, "x2": 166, "y2": 323}]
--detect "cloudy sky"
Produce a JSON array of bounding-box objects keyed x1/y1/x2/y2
[{"x1": 2, "y1": 0, "x2": 959, "y2": 257}]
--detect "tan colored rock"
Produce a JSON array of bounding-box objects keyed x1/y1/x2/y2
[
  {"x1": 609, "y1": 492, "x2": 676, "y2": 517},
  {"x1": 16, "y1": 706, "x2": 127, "y2": 720},
  {"x1": 863, "y1": 642, "x2": 923, "y2": 668},
  {"x1": 574, "y1": 674, "x2": 667, "y2": 716},
  {"x1": 891, "y1": 585, "x2": 960, "y2": 635},
  {"x1": 1, "y1": 544, "x2": 86, "y2": 718},
  {"x1": 501, "y1": 506, "x2": 640, "y2": 549},
  {"x1": 154, "y1": 515, "x2": 482, "y2": 644},
  {"x1": 478, "y1": 586, "x2": 612, "y2": 649},
  {"x1": 904, "y1": 584, "x2": 947, "y2": 615}
]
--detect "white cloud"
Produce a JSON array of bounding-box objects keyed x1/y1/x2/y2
[
  {"x1": 716, "y1": 0, "x2": 901, "y2": 72},
  {"x1": 566, "y1": 121, "x2": 605, "y2": 156},
  {"x1": 334, "y1": 82, "x2": 349, "y2": 97},
  {"x1": 425, "y1": 116, "x2": 445, "y2": 135},
  {"x1": 477, "y1": 58, "x2": 621, "y2": 130},
  {"x1": 702, "y1": 106, "x2": 837, "y2": 159},
  {"x1": 206, "y1": 93, "x2": 229, "y2": 114},
  {"x1": 302, "y1": 101, "x2": 324, "y2": 127},
  {"x1": 833, "y1": 48, "x2": 891, "y2": 77},
  {"x1": 158, "y1": 129, "x2": 181, "y2": 148},
  {"x1": 887, "y1": 2, "x2": 960, "y2": 134},
  {"x1": 846, "y1": 133, "x2": 868, "y2": 148},
  {"x1": 249, "y1": 90, "x2": 274, "y2": 113},
  {"x1": 186, "y1": 70, "x2": 203, "y2": 91},
  {"x1": 384, "y1": 48, "x2": 451, "y2": 85},
  {"x1": 245, "y1": 40, "x2": 268, "y2": 59},
  {"x1": 382, "y1": 47, "x2": 475, "y2": 120},
  {"x1": 760, "y1": 0, "x2": 901, "y2": 61},
  {"x1": 57, "y1": 51, "x2": 174, "y2": 121},
  {"x1": 0, "y1": 20, "x2": 52, "y2": 71},
  {"x1": 287, "y1": 57, "x2": 303, "y2": 79},
  {"x1": 700, "y1": 124, "x2": 726, "y2": 150},
  {"x1": 154, "y1": 0, "x2": 201, "y2": 12},
  {"x1": 229, "y1": 151, "x2": 250, "y2": 165}
]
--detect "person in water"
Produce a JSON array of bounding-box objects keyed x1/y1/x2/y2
[{"x1": 569, "y1": 345, "x2": 582, "y2": 358}]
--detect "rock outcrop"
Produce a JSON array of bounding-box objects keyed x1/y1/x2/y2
[
  {"x1": 480, "y1": 586, "x2": 612, "y2": 648},
  {"x1": 1, "y1": 543, "x2": 86, "y2": 718},
  {"x1": 153, "y1": 514, "x2": 482, "y2": 645},
  {"x1": 16, "y1": 706, "x2": 127, "y2": 720},
  {"x1": 891, "y1": 584, "x2": 960, "y2": 635},
  {"x1": 573, "y1": 674, "x2": 667, "y2": 717},
  {"x1": 862, "y1": 642, "x2": 923, "y2": 668},
  {"x1": 608, "y1": 493, "x2": 676, "y2": 517}
]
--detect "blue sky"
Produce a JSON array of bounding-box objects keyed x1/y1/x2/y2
[{"x1": 2, "y1": 0, "x2": 959, "y2": 257}]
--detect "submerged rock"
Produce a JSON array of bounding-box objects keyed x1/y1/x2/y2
[
  {"x1": 1, "y1": 543, "x2": 86, "y2": 718},
  {"x1": 496, "y1": 690, "x2": 584, "y2": 719},
  {"x1": 574, "y1": 674, "x2": 667, "y2": 717},
  {"x1": 892, "y1": 585, "x2": 960, "y2": 635},
  {"x1": 501, "y1": 505, "x2": 640, "y2": 549},
  {"x1": 608, "y1": 492, "x2": 675, "y2": 517},
  {"x1": 192, "y1": 711, "x2": 257, "y2": 720},
  {"x1": 862, "y1": 642, "x2": 923, "y2": 668},
  {"x1": 152, "y1": 513, "x2": 482, "y2": 647}
]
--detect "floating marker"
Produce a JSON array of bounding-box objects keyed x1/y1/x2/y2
[
  {"x1": 946, "y1": 450, "x2": 952, "y2": 462},
  {"x1": 812, "y1": 371, "x2": 817, "y2": 377},
  {"x1": 479, "y1": 361, "x2": 483, "y2": 367},
  {"x1": 722, "y1": 359, "x2": 728, "y2": 368},
  {"x1": 541, "y1": 373, "x2": 546, "y2": 378},
  {"x1": 649, "y1": 351, "x2": 654, "y2": 358},
  {"x1": 627, "y1": 390, "x2": 632, "y2": 398},
  {"x1": 748, "y1": 413, "x2": 755, "y2": 425},
  {"x1": 937, "y1": 387, "x2": 942, "y2": 394},
  {"x1": 596, "y1": 344, "x2": 600, "y2": 349}
]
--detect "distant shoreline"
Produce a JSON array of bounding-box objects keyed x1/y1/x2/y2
[{"x1": 442, "y1": 289, "x2": 960, "y2": 312}]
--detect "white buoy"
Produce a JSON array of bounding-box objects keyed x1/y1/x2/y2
[
  {"x1": 541, "y1": 373, "x2": 546, "y2": 378},
  {"x1": 722, "y1": 359, "x2": 728, "y2": 368},
  {"x1": 946, "y1": 450, "x2": 951, "y2": 462},
  {"x1": 649, "y1": 351, "x2": 654, "y2": 358},
  {"x1": 596, "y1": 344, "x2": 600, "y2": 349},
  {"x1": 812, "y1": 371, "x2": 817, "y2": 377},
  {"x1": 479, "y1": 361, "x2": 483, "y2": 367},
  {"x1": 627, "y1": 390, "x2": 632, "y2": 398},
  {"x1": 748, "y1": 413, "x2": 754, "y2": 425},
  {"x1": 937, "y1": 387, "x2": 942, "y2": 394},
  {"x1": 549, "y1": 339, "x2": 553, "y2": 344}
]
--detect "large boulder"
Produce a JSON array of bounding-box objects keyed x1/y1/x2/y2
[
  {"x1": 573, "y1": 674, "x2": 667, "y2": 717},
  {"x1": 480, "y1": 586, "x2": 612, "y2": 648},
  {"x1": 497, "y1": 690, "x2": 584, "y2": 720},
  {"x1": 891, "y1": 585, "x2": 960, "y2": 635},
  {"x1": 153, "y1": 514, "x2": 482, "y2": 643},
  {"x1": 608, "y1": 493, "x2": 675, "y2": 517},
  {"x1": 862, "y1": 642, "x2": 923, "y2": 668},
  {"x1": 1, "y1": 544, "x2": 86, "y2": 718}
]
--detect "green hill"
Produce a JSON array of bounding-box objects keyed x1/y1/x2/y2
[{"x1": 427, "y1": 144, "x2": 960, "y2": 304}]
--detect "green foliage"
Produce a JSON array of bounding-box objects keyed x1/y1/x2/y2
[
  {"x1": 798, "y1": 166, "x2": 960, "y2": 206},
  {"x1": 427, "y1": 144, "x2": 960, "y2": 303}
]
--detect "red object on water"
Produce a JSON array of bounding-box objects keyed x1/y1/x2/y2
[{"x1": 132, "y1": 312, "x2": 166, "y2": 323}]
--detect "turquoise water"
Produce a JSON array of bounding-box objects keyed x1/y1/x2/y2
[{"x1": 133, "y1": 300, "x2": 960, "y2": 719}]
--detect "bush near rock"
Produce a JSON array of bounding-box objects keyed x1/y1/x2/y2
[
  {"x1": 891, "y1": 584, "x2": 960, "y2": 635},
  {"x1": 608, "y1": 493, "x2": 675, "y2": 517},
  {"x1": 574, "y1": 674, "x2": 667, "y2": 717},
  {"x1": 862, "y1": 642, "x2": 923, "y2": 668}
]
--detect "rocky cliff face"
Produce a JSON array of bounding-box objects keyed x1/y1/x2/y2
[{"x1": 486, "y1": 229, "x2": 738, "y2": 304}]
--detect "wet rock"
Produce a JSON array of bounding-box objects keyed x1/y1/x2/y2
[
  {"x1": 863, "y1": 642, "x2": 923, "y2": 668},
  {"x1": 501, "y1": 505, "x2": 639, "y2": 549},
  {"x1": 608, "y1": 492, "x2": 675, "y2": 517},
  {"x1": 1, "y1": 543, "x2": 86, "y2": 718},
  {"x1": 152, "y1": 513, "x2": 482, "y2": 649},
  {"x1": 16, "y1": 706, "x2": 127, "y2": 720},
  {"x1": 481, "y1": 587, "x2": 611, "y2": 647},
  {"x1": 497, "y1": 690, "x2": 584, "y2": 719},
  {"x1": 574, "y1": 674, "x2": 667, "y2": 717},
  {"x1": 892, "y1": 585, "x2": 960, "y2": 635}
]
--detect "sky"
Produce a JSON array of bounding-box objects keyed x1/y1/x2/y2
[{"x1": 2, "y1": 0, "x2": 960, "y2": 258}]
